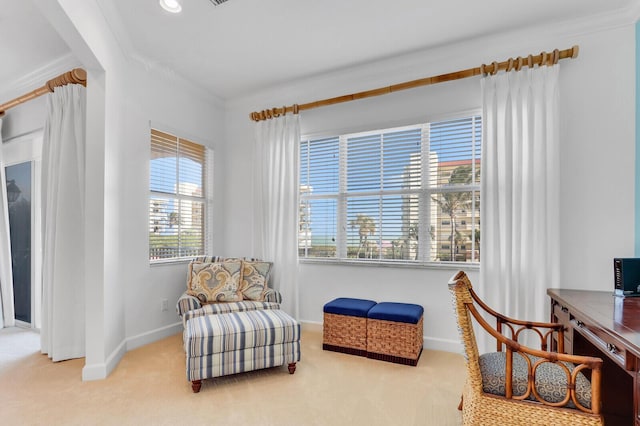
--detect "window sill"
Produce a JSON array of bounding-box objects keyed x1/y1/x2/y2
[
  {"x1": 150, "y1": 258, "x2": 192, "y2": 267},
  {"x1": 299, "y1": 258, "x2": 479, "y2": 271}
]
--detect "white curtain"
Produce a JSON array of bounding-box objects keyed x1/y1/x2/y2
[
  {"x1": 40, "y1": 84, "x2": 86, "y2": 361},
  {"x1": 479, "y1": 65, "x2": 560, "y2": 352},
  {"x1": 253, "y1": 114, "x2": 300, "y2": 318},
  {"x1": 0, "y1": 119, "x2": 15, "y2": 328}
]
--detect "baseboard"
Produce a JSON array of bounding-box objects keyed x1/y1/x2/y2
[
  {"x1": 423, "y1": 336, "x2": 463, "y2": 354},
  {"x1": 14, "y1": 320, "x2": 34, "y2": 329},
  {"x1": 82, "y1": 322, "x2": 182, "y2": 381},
  {"x1": 126, "y1": 322, "x2": 182, "y2": 351},
  {"x1": 299, "y1": 320, "x2": 322, "y2": 333},
  {"x1": 303, "y1": 319, "x2": 462, "y2": 354},
  {"x1": 82, "y1": 339, "x2": 126, "y2": 381}
]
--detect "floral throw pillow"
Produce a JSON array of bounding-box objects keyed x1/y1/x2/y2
[
  {"x1": 239, "y1": 261, "x2": 272, "y2": 301},
  {"x1": 187, "y1": 257, "x2": 244, "y2": 291},
  {"x1": 187, "y1": 261, "x2": 243, "y2": 303}
]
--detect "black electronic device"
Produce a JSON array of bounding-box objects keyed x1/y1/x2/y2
[{"x1": 614, "y1": 258, "x2": 640, "y2": 297}]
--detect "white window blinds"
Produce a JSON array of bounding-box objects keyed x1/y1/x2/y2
[
  {"x1": 149, "y1": 129, "x2": 209, "y2": 261},
  {"x1": 299, "y1": 114, "x2": 481, "y2": 264}
]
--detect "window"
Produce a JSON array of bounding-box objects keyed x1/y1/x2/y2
[
  {"x1": 299, "y1": 114, "x2": 481, "y2": 264},
  {"x1": 149, "y1": 129, "x2": 211, "y2": 261}
]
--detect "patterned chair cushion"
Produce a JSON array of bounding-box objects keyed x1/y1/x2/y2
[
  {"x1": 479, "y1": 351, "x2": 592, "y2": 409},
  {"x1": 239, "y1": 261, "x2": 273, "y2": 301},
  {"x1": 187, "y1": 261, "x2": 243, "y2": 303},
  {"x1": 182, "y1": 300, "x2": 281, "y2": 325}
]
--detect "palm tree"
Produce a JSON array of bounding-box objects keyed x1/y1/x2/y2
[
  {"x1": 433, "y1": 165, "x2": 472, "y2": 261},
  {"x1": 349, "y1": 214, "x2": 376, "y2": 258},
  {"x1": 168, "y1": 211, "x2": 180, "y2": 229}
]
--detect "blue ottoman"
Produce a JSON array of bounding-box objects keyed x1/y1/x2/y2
[
  {"x1": 366, "y1": 302, "x2": 424, "y2": 366},
  {"x1": 323, "y1": 297, "x2": 377, "y2": 357}
]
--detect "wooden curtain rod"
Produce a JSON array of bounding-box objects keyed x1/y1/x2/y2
[
  {"x1": 0, "y1": 68, "x2": 87, "y2": 117},
  {"x1": 249, "y1": 45, "x2": 579, "y2": 122}
]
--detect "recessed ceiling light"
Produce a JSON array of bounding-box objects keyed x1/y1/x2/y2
[{"x1": 159, "y1": 0, "x2": 182, "y2": 13}]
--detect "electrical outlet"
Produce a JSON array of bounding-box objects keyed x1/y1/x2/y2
[{"x1": 161, "y1": 299, "x2": 169, "y2": 312}]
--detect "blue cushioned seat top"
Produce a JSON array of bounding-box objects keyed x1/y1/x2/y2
[
  {"x1": 367, "y1": 302, "x2": 424, "y2": 324},
  {"x1": 479, "y1": 351, "x2": 592, "y2": 409},
  {"x1": 323, "y1": 297, "x2": 377, "y2": 317}
]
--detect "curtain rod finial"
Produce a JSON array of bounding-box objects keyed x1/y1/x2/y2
[
  {"x1": 571, "y1": 45, "x2": 579, "y2": 59},
  {"x1": 72, "y1": 68, "x2": 87, "y2": 86}
]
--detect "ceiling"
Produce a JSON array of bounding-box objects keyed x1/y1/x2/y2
[
  {"x1": 1, "y1": 0, "x2": 638, "y2": 101},
  {"x1": 0, "y1": 1, "x2": 70, "y2": 93}
]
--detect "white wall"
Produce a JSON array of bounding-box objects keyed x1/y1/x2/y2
[
  {"x1": 34, "y1": 0, "x2": 225, "y2": 379},
  {"x1": 120, "y1": 63, "x2": 226, "y2": 349},
  {"x1": 1, "y1": 98, "x2": 46, "y2": 142},
  {"x1": 225, "y1": 17, "x2": 636, "y2": 353}
]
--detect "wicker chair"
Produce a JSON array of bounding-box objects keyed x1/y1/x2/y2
[{"x1": 448, "y1": 271, "x2": 604, "y2": 426}]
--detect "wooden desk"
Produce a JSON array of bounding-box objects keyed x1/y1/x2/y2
[{"x1": 548, "y1": 288, "x2": 640, "y2": 425}]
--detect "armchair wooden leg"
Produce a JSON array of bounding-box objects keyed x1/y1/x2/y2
[
  {"x1": 192, "y1": 380, "x2": 202, "y2": 393},
  {"x1": 288, "y1": 363, "x2": 296, "y2": 374},
  {"x1": 458, "y1": 395, "x2": 463, "y2": 411}
]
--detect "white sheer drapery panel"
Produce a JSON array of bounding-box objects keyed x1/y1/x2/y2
[
  {"x1": 253, "y1": 114, "x2": 300, "y2": 318},
  {"x1": 0, "y1": 119, "x2": 15, "y2": 328},
  {"x1": 479, "y1": 65, "x2": 560, "y2": 353},
  {"x1": 40, "y1": 84, "x2": 86, "y2": 361}
]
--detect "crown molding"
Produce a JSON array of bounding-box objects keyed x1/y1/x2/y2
[
  {"x1": 127, "y1": 52, "x2": 225, "y2": 109},
  {"x1": 0, "y1": 53, "x2": 81, "y2": 103},
  {"x1": 544, "y1": 3, "x2": 640, "y2": 38}
]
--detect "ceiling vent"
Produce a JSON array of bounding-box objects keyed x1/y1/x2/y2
[{"x1": 209, "y1": 0, "x2": 229, "y2": 5}]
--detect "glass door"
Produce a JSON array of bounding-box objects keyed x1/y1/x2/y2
[
  {"x1": 2, "y1": 129, "x2": 42, "y2": 329},
  {"x1": 6, "y1": 162, "x2": 32, "y2": 324}
]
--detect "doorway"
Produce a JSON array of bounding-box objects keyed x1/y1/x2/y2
[
  {"x1": 3, "y1": 130, "x2": 42, "y2": 329},
  {"x1": 6, "y1": 162, "x2": 32, "y2": 325}
]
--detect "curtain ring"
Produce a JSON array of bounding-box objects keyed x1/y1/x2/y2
[
  {"x1": 552, "y1": 48, "x2": 560, "y2": 65},
  {"x1": 527, "y1": 54, "x2": 534, "y2": 68},
  {"x1": 506, "y1": 58, "x2": 514, "y2": 72},
  {"x1": 293, "y1": 104, "x2": 299, "y2": 114},
  {"x1": 515, "y1": 57, "x2": 523, "y2": 71},
  {"x1": 480, "y1": 64, "x2": 487, "y2": 76},
  {"x1": 491, "y1": 61, "x2": 499, "y2": 75},
  {"x1": 540, "y1": 51, "x2": 548, "y2": 66},
  {"x1": 272, "y1": 107, "x2": 279, "y2": 117}
]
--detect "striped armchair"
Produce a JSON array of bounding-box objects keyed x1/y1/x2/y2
[{"x1": 177, "y1": 256, "x2": 300, "y2": 392}]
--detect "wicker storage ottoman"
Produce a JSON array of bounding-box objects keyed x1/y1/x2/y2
[
  {"x1": 323, "y1": 297, "x2": 377, "y2": 357},
  {"x1": 366, "y1": 302, "x2": 424, "y2": 366}
]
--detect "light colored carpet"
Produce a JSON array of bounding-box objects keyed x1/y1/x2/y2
[{"x1": 0, "y1": 326, "x2": 465, "y2": 425}]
